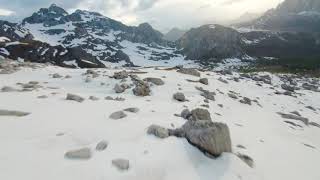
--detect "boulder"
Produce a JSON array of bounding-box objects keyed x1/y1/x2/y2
[
  {"x1": 239, "y1": 97, "x2": 252, "y2": 105},
  {"x1": 65, "y1": 148, "x2": 92, "y2": 160},
  {"x1": 147, "y1": 124, "x2": 169, "y2": 138},
  {"x1": 190, "y1": 108, "x2": 211, "y2": 121},
  {"x1": 112, "y1": 159, "x2": 130, "y2": 171},
  {"x1": 199, "y1": 78, "x2": 209, "y2": 85},
  {"x1": 173, "y1": 92, "x2": 186, "y2": 102},
  {"x1": 123, "y1": 107, "x2": 140, "y2": 113},
  {"x1": 66, "y1": 93, "x2": 85, "y2": 102},
  {"x1": 132, "y1": 84, "x2": 151, "y2": 96},
  {"x1": 114, "y1": 84, "x2": 125, "y2": 93},
  {"x1": 0, "y1": 109, "x2": 30, "y2": 117},
  {"x1": 96, "y1": 140, "x2": 108, "y2": 151},
  {"x1": 281, "y1": 84, "x2": 295, "y2": 92},
  {"x1": 181, "y1": 109, "x2": 192, "y2": 120},
  {"x1": 109, "y1": 111, "x2": 127, "y2": 120},
  {"x1": 143, "y1": 77, "x2": 165, "y2": 86},
  {"x1": 177, "y1": 68, "x2": 201, "y2": 77}
]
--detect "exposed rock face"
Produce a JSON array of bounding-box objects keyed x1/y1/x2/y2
[{"x1": 178, "y1": 24, "x2": 244, "y2": 62}]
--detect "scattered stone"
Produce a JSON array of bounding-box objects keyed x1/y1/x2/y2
[
  {"x1": 1, "y1": 86, "x2": 17, "y2": 92},
  {"x1": 190, "y1": 108, "x2": 211, "y2": 121},
  {"x1": 277, "y1": 112, "x2": 309, "y2": 125},
  {"x1": 177, "y1": 68, "x2": 201, "y2": 77},
  {"x1": 52, "y1": 73, "x2": 63, "y2": 78},
  {"x1": 66, "y1": 93, "x2": 85, "y2": 103},
  {"x1": 133, "y1": 84, "x2": 151, "y2": 96},
  {"x1": 173, "y1": 92, "x2": 186, "y2": 102},
  {"x1": 89, "y1": 96, "x2": 99, "y2": 101},
  {"x1": 237, "y1": 153, "x2": 254, "y2": 168},
  {"x1": 65, "y1": 148, "x2": 92, "y2": 160},
  {"x1": 228, "y1": 93, "x2": 238, "y2": 99},
  {"x1": 0, "y1": 109, "x2": 31, "y2": 117},
  {"x1": 37, "y1": 95, "x2": 48, "y2": 99},
  {"x1": 147, "y1": 125, "x2": 169, "y2": 138},
  {"x1": 218, "y1": 77, "x2": 228, "y2": 84},
  {"x1": 112, "y1": 159, "x2": 130, "y2": 171},
  {"x1": 281, "y1": 84, "x2": 295, "y2": 92},
  {"x1": 303, "y1": 143, "x2": 316, "y2": 149},
  {"x1": 196, "y1": 87, "x2": 215, "y2": 101},
  {"x1": 109, "y1": 111, "x2": 127, "y2": 120},
  {"x1": 199, "y1": 78, "x2": 209, "y2": 85},
  {"x1": 123, "y1": 107, "x2": 139, "y2": 113},
  {"x1": 309, "y1": 122, "x2": 320, "y2": 128},
  {"x1": 284, "y1": 121, "x2": 303, "y2": 128},
  {"x1": 181, "y1": 109, "x2": 192, "y2": 120},
  {"x1": 143, "y1": 77, "x2": 165, "y2": 86},
  {"x1": 113, "y1": 71, "x2": 128, "y2": 79},
  {"x1": 239, "y1": 97, "x2": 252, "y2": 105},
  {"x1": 96, "y1": 140, "x2": 108, "y2": 151},
  {"x1": 114, "y1": 83, "x2": 125, "y2": 93}
]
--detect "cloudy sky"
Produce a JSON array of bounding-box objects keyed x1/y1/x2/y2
[{"x1": 0, "y1": 0, "x2": 284, "y2": 32}]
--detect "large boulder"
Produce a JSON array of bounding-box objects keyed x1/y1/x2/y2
[
  {"x1": 190, "y1": 108, "x2": 212, "y2": 121},
  {"x1": 147, "y1": 125, "x2": 169, "y2": 138},
  {"x1": 143, "y1": 77, "x2": 165, "y2": 86}
]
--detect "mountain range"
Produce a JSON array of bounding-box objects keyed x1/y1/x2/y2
[{"x1": 0, "y1": 0, "x2": 320, "y2": 69}]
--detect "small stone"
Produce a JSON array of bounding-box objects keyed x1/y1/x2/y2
[
  {"x1": 112, "y1": 159, "x2": 130, "y2": 171},
  {"x1": 240, "y1": 97, "x2": 252, "y2": 105},
  {"x1": 66, "y1": 93, "x2": 85, "y2": 103},
  {"x1": 109, "y1": 111, "x2": 127, "y2": 120},
  {"x1": 1, "y1": 86, "x2": 17, "y2": 92},
  {"x1": 124, "y1": 107, "x2": 140, "y2": 113},
  {"x1": 96, "y1": 140, "x2": 108, "y2": 151},
  {"x1": 237, "y1": 153, "x2": 254, "y2": 168},
  {"x1": 173, "y1": 92, "x2": 186, "y2": 102},
  {"x1": 37, "y1": 95, "x2": 48, "y2": 99},
  {"x1": 65, "y1": 148, "x2": 92, "y2": 160}
]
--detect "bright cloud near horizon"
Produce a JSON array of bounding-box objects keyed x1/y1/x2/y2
[{"x1": 0, "y1": 0, "x2": 284, "y2": 32}]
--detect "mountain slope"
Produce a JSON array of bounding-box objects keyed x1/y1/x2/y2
[{"x1": 163, "y1": 28, "x2": 186, "y2": 42}]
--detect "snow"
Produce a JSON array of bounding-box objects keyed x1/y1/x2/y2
[
  {"x1": 0, "y1": 48, "x2": 10, "y2": 56},
  {"x1": 64, "y1": 60, "x2": 78, "y2": 67},
  {"x1": 0, "y1": 64, "x2": 319, "y2": 180},
  {"x1": 0, "y1": 36, "x2": 11, "y2": 42},
  {"x1": 209, "y1": 24, "x2": 216, "y2": 29},
  {"x1": 5, "y1": 41, "x2": 28, "y2": 47}
]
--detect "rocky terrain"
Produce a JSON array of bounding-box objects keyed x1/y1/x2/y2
[{"x1": 0, "y1": 59, "x2": 319, "y2": 180}]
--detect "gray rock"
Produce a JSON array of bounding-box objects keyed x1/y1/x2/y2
[
  {"x1": 1, "y1": 86, "x2": 17, "y2": 92},
  {"x1": 114, "y1": 84, "x2": 125, "y2": 93},
  {"x1": 302, "y1": 83, "x2": 318, "y2": 91},
  {"x1": 112, "y1": 159, "x2": 130, "y2": 171},
  {"x1": 52, "y1": 73, "x2": 63, "y2": 78},
  {"x1": 177, "y1": 68, "x2": 201, "y2": 77},
  {"x1": 239, "y1": 97, "x2": 252, "y2": 105},
  {"x1": 228, "y1": 93, "x2": 238, "y2": 99},
  {"x1": 109, "y1": 111, "x2": 127, "y2": 120},
  {"x1": 218, "y1": 77, "x2": 228, "y2": 84},
  {"x1": 66, "y1": 93, "x2": 85, "y2": 103},
  {"x1": 65, "y1": 148, "x2": 92, "y2": 160},
  {"x1": 96, "y1": 140, "x2": 108, "y2": 151},
  {"x1": 143, "y1": 77, "x2": 165, "y2": 86},
  {"x1": 147, "y1": 124, "x2": 169, "y2": 138},
  {"x1": 124, "y1": 107, "x2": 140, "y2": 113},
  {"x1": 0, "y1": 109, "x2": 31, "y2": 117},
  {"x1": 277, "y1": 112, "x2": 309, "y2": 125},
  {"x1": 309, "y1": 122, "x2": 320, "y2": 128},
  {"x1": 133, "y1": 84, "x2": 151, "y2": 96},
  {"x1": 113, "y1": 71, "x2": 128, "y2": 79},
  {"x1": 281, "y1": 84, "x2": 295, "y2": 92},
  {"x1": 173, "y1": 92, "x2": 186, "y2": 102},
  {"x1": 196, "y1": 87, "x2": 215, "y2": 101},
  {"x1": 37, "y1": 95, "x2": 48, "y2": 99},
  {"x1": 190, "y1": 108, "x2": 211, "y2": 121},
  {"x1": 181, "y1": 109, "x2": 192, "y2": 120},
  {"x1": 237, "y1": 153, "x2": 254, "y2": 168},
  {"x1": 199, "y1": 78, "x2": 209, "y2": 85},
  {"x1": 181, "y1": 121, "x2": 232, "y2": 156},
  {"x1": 89, "y1": 96, "x2": 99, "y2": 101}
]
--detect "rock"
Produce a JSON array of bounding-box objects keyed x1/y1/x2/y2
[
  {"x1": 113, "y1": 71, "x2": 128, "y2": 79},
  {"x1": 290, "y1": 111, "x2": 301, "y2": 116},
  {"x1": 89, "y1": 96, "x2": 99, "y2": 101},
  {"x1": 109, "y1": 111, "x2": 127, "y2": 120},
  {"x1": 112, "y1": 159, "x2": 130, "y2": 171},
  {"x1": 302, "y1": 83, "x2": 318, "y2": 91},
  {"x1": 147, "y1": 125, "x2": 169, "y2": 138},
  {"x1": 306, "y1": 106, "x2": 316, "y2": 111},
  {"x1": 85, "y1": 76, "x2": 92, "y2": 83},
  {"x1": 228, "y1": 93, "x2": 238, "y2": 99},
  {"x1": 190, "y1": 108, "x2": 212, "y2": 121},
  {"x1": 124, "y1": 107, "x2": 140, "y2": 113},
  {"x1": 0, "y1": 109, "x2": 31, "y2": 117},
  {"x1": 1, "y1": 86, "x2": 17, "y2": 92},
  {"x1": 143, "y1": 77, "x2": 165, "y2": 86},
  {"x1": 239, "y1": 97, "x2": 252, "y2": 105},
  {"x1": 114, "y1": 84, "x2": 125, "y2": 93},
  {"x1": 180, "y1": 121, "x2": 232, "y2": 156},
  {"x1": 173, "y1": 92, "x2": 186, "y2": 102},
  {"x1": 181, "y1": 109, "x2": 192, "y2": 120},
  {"x1": 277, "y1": 112, "x2": 309, "y2": 125},
  {"x1": 196, "y1": 87, "x2": 215, "y2": 101},
  {"x1": 309, "y1": 122, "x2": 320, "y2": 128},
  {"x1": 133, "y1": 84, "x2": 151, "y2": 96},
  {"x1": 37, "y1": 95, "x2": 48, "y2": 99},
  {"x1": 65, "y1": 148, "x2": 91, "y2": 160},
  {"x1": 52, "y1": 73, "x2": 62, "y2": 78},
  {"x1": 218, "y1": 77, "x2": 228, "y2": 84},
  {"x1": 66, "y1": 93, "x2": 85, "y2": 103},
  {"x1": 237, "y1": 153, "x2": 254, "y2": 168},
  {"x1": 177, "y1": 68, "x2": 201, "y2": 77},
  {"x1": 96, "y1": 140, "x2": 108, "y2": 151},
  {"x1": 65, "y1": 75, "x2": 72, "y2": 79},
  {"x1": 281, "y1": 84, "x2": 295, "y2": 92},
  {"x1": 199, "y1": 78, "x2": 209, "y2": 85}
]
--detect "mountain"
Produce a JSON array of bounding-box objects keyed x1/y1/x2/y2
[
  {"x1": 239, "y1": 0, "x2": 320, "y2": 32},
  {"x1": 1, "y1": 4, "x2": 186, "y2": 68},
  {"x1": 163, "y1": 28, "x2": 186, "y2": 42}
]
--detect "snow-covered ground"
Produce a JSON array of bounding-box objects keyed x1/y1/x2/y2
[{"x1": 0, "y1": 64, "x2": 319, "y2": 180}]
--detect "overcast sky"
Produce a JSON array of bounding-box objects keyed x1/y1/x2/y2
[{"x1": 0, "y1": 0, "x2": 284, "y2": 32}]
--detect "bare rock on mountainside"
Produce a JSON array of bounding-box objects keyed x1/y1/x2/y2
[
  {"x1": 147, "y1": 125, "x2": 170, "y2": 138},
  {"x1": 181, "y1": 109, "x2": 192, "y2": 120},
  {"x1": 177, "y1": 68, "x2": 201, "y2": 77},
  {"x1": 66, "y1": 93, "x2": 85, "y2": 102},
  {"x1": 112, "y1": 159, "x2": 130, "y2": 171},
  {"x1": 173, "y1": 92, "x2": 186, "y2": 102},
  {"x1": 0, "y1": 109, "x2": 31, "y2": 117},
  {"x1": 65, "y1": 148, "x2": 92, "y2": 160},
  {"x1": 190, "y1": 108, "x2": 212, "y2": 121},
  {"x1": 143, "y1": 77, "x2": 165, "y2": 86},
  {"x1": 109, "y1": 111, "x2": 127, "y2": 120}
]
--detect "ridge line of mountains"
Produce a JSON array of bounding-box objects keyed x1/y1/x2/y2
[{"x1": 0, "y1": 0, "x2": 320, "y2": 69}]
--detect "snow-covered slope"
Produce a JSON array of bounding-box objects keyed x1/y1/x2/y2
[{"x1": 0, "y1": 61, "x2": 319, "y2": 180}]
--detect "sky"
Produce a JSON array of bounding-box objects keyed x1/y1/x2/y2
[{"x1": 0, "y1": 0, "x2": 284, "y2": 32}]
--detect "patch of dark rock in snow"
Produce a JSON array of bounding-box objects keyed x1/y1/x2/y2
[
  {"x1": 0, "y1": 109, "x2": 31, "y2": 117},
  {"x1": 131, "y1": 75, "x2": 151, "y2": 96},
  {"x1": 277, "y1": 112, "x2": 309, "y2": 125},
  {"x1": 306, "y1": 106, "x2": 316, "y2": 111},
  {"x1": 109, "y1": 111, "x2": 127, "y2": 120},
  {"x1": 290, "y1": 111, "x2": 301, "y2": 116},
  {"x1": 143, "y1": 77, "x2": 164, "y2": 86},
  {"x1": 218, "y1": 77, "x2": 228, "y2": 84},
  {"x1": 309, "y1": 122, "x2": 320, "y2": 128},
  {"x1": 173, "y1": 92, "x2": 186, "y2": 102},
  {"x1": 123, "y1": 107, "x2": 139, "y2": 113},
  {"x1": 65, "y1": 75, "x2": 72, "y2": 79},
  {"x1": 65, "y1": 148, "x2": 92, "y2": 160},
  {"x1": 237, "y1": 153, "x2": 254, "y2": 168},
  {"x1": 281, "y1": 84, "x2": 295, "y2": 92},
  {"x1": 201, "y1": 104, "x2": 210, "y2": 108},
  {"x1": 112, "y1": 159, "x2": 130, "y2": 171},
  {"x1": 113, "y1": 71, "x2": 128, "y2": 79},
  {"x1": 177, "y1": 68, "x2": 201, "y2": 77},
  {"x1": 37, "y1": 95, "x2": 48, "y2": 99},
  {"x1": 96, "y1": 140, "x2": 108, "y2": 151},
  {"x1": 284, "y1": 121, "x2": 303, "y2": 128},
  {"x1": 66, "y1": 93, "x2": 85, "y2": 103},
  {"x1": 1, "y1": 86, "x2": 17, "y2": 92},
  {"x1": 195, "y1": 86, "x2": 215, "y2": 101},
  {"x1": 105, "y1": 96, "x2": 125, "y2": 101},
  {"x1": 302, "y1": 83, "x2": 318, "y2": 92},
  {"x1": 199, "y1": 78, "x2": 209, "y2": 85},
  {"x1": 147, "y1": 124, "x2": 170, "y2": 138},
  {"x1": 237, "y1": 145, "x2": 246, "y2": 149},
  {"x1": 114, "y1": 83, "x2": 125, "y2": 93},
  {"x1": 52, "y1": 73, "x2": 63, "y2": 78},
  {"x1": 190, "y1": 108, "x2": 212, "y2": 121},
  {"x1": 239, "y1": 97, "x2": 252, "y2": 105},
  {"x1": 89, "y1": 96, "x2": 99, "y2": 101}
]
